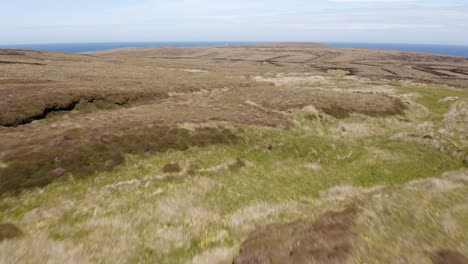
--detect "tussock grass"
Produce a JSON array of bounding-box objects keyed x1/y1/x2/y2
[
  {"x1": 396, "y1": 85, "x2": 468, "y2": 120},
  {"x1": 1, "y1": 104, "x2": 465, "y2": 262},
  {"x1": 0, "y1": 126, "x2": 238, "y2": 194},
  {"x1": 0, "y1": 64, "x2": 467, "y2": 263}
]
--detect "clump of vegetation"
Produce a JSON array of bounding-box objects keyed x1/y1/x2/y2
[
  {"x1": 321, "y1": 104, "x2": 351, "y2": 118},
  {"x1": 396, "y1": 85, "x2": 468, "y2": 120},
  {"x1": 234, "y1": 206, "x2": 358, "y2": 263},
  {"x1": 0, "y1": 126, "x2": 238, "y2": 194},
  {"x1": 228, "y1": 158, "x2": 246, "y2": 171},
  {"x1": 431, "y1": 249, "x2": 468, "y2": 264},
  {"x1": 163, "y1": 162, "x2": 182, "y2": 173},
  {"x1": 0, "y1": 223, "x2": 23, "y2": 241},
  {"x1": 0, "y1": 89, "x2": 164, "y2": 127}
]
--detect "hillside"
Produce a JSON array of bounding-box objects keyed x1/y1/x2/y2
[{"x1": 0, "y1": 44, "x2": 467, "y2": 263}]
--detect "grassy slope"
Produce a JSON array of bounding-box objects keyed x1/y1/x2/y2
[{"x1": 0, "y1": 76, "x2": 467, "y2": 263}]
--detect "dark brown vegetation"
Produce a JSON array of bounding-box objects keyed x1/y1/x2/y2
[
  {"x1": 3, "y1": 43, "x2": 466, "y2": 193},
  {"x1": 0, "y1": 125, "x2": 237, "y2": 194},
  {"x1": 431, "y1": 249, "x2": 468, "y2": 264},
  {"x1": 0, "y1": 223, "x2": 23, "y2": 241},
  {"x1": 233, "y1": 206, "x2": 359, "y2": 264},
  {"x1": 91, "y1": 43, "x2": 468, "y2": 89},
  {"x1": 0, "y1": 87, "x2": 161, "y2": 127},
  {"x1": 163, "y1": 162, "x2": 182, "y2": 173}
]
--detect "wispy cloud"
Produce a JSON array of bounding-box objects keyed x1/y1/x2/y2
[
  {"x1": 0, "y1": 0, "x2": 467, "y2": 44},
  {"x1": 329, "y1": 0, "x2": 416, "y2": 2}
]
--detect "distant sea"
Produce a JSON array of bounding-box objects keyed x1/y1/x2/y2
[
  {"x1": 0, "y1": 42, "x2": 258, "y2": 54},
  {"x1": 1, "y1": 41, "x2": 468, "y2": 58},
  {"x1": 324, "y1": 42, "x2": 468, "y2": 58}
]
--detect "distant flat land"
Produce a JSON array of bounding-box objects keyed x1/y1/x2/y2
[
  {"x1": 0, "y1": 43, "x2": 467, "y2": 263},
  {"x1": 3, "y1": 42, "x2": 468, "y2": 57}
]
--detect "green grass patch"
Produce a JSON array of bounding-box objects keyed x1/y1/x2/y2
[
  {"x1": 0, "y1": 111, "x2": 465, "y2": 263},
  {"x1": 198, "y1": 126, "x2": 464, "y2": 214},
  {"x1": 396, "y1": 85, "x2": 467, "y2": 119}
]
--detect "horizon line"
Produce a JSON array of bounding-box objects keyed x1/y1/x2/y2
[{"x1": 1, "y1": 41, "x2": 468, "y2": 47}]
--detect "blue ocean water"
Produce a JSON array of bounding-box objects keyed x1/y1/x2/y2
[
  {"x1": 324, "y1": 42, "x2": 468, "y2": 58},
  {"x1": 1, "y1": 41, "x2": 468, "y2": 57},
  {"x1": 0, "y1": 42, "x2": 259, "y2": 54}
]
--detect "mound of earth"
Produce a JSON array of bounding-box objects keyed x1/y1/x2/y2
[
  {"x1": 0, "y1": 223, "x2": 23, "y2": 241},
  {"x1": 432, "y1": 250, "x2": 468, "y2": 264},
  {"x1": 233, "y1": 206, "x2": 358, "y2": 264}
]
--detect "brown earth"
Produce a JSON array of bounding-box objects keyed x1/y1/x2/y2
[
  {"x1": 163, "y1": 162, "x2": 182, "y2": 173},
  {"x1": 0, "y1": 125, "x2": 238, "y2": 194},
  {"x1": 90, "y1": 43, "x2": 468, "y2": 89},
  {"x1": 0, "y1": 223, "x2": 23, "y2": 241},
  {"x1": 431, "y1": 249, "x2": 468, "y2": 264},
  {"x1": 3, "y1": 43, "x2": 466, "y2": 193},
  {"x1": 233, "y1": 206, "x2": 359, "y2": 264}
]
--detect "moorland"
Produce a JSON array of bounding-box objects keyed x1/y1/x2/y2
[{"x1": 0, "y1": 43, "x2": 467, "y2": 263}]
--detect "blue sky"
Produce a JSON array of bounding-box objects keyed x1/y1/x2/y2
[{"x1": 1, "y1": 0, "x2": 467, "y2": 45}]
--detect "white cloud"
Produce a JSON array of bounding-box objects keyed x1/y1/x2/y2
[
  {"x1": 1, "y1": 0, "x2": 467, "y2": 45},
  {"x1": 329, "y1": 0, "x2": 416, "y2": 2},
  {"x1": 346, "y1": 23, "x2": 441, "y2": 29}
]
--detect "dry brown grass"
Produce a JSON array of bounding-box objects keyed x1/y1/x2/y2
[
  {"x1": 2, "y1": 43, "x2": 466, "y2": 194},
  {"x1": 0, "y1": 223, "x2": 23, "y2": 241},
  {"x1": 233, "y1": 206, "x2": 359, "y2": 264},
  {"x1": 0, "y1": 126, "x2": 237, "y2": 194},
  {"x1": 431, "y1": 249, "x2": 468, "y2": 264},
  {"x1": 163, "y1": 162, "x2": 182, "y2": 173},
  {"x1": 90, "y1": 43, "x2": 468, "y2": 89}
]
